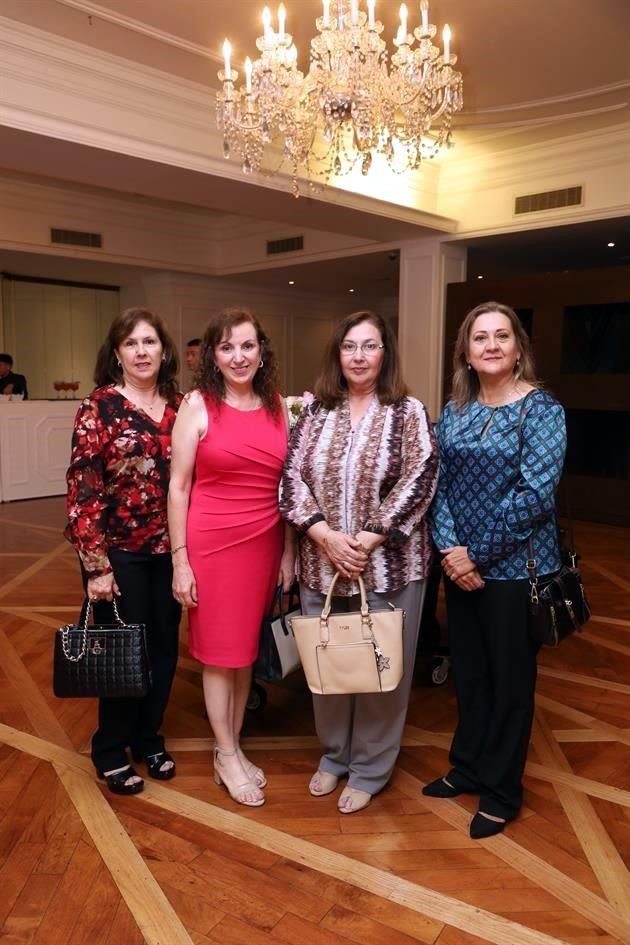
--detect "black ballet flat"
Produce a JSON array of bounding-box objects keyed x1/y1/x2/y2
[
  {"x1": 97, "y1": 765, "x2": 144, "y2": 795},
  {"x1": 469, "y1": 811, "x2": 514, "y2": 840},
  {"x1": 422, "y1": 777, "x2": 462, "y2": 799},
  {"x1": 132, "y1": 750, "x2": 176, "y2": 780}
]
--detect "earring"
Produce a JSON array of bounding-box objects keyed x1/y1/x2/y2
[
  {"x1": 213, "y1": 363, "x2": 220, "y2": 374},
  {"x1": 258, "y1": 359, "x2": 264, "y2": 369},
  {"x1": 515, "y1": 359, "x2": 521, "y2": 373},
  {"x1": 116, "y1": 359, "x2": 122, "y2": 368},
  {"x1": 162, "y1": 355, "x2": 166, "y2": 362},
  {"x1": 466, "y1": 363, "x2": 471, "y2": 371}
]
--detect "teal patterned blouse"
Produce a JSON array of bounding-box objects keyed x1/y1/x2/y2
[{"x1": 430, "y1": 390, "x2": 566, "y2": 580}]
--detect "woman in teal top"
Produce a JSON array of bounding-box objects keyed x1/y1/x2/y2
[{"x1": 427, "y1": 301, "x2": 566, "y2": 838}]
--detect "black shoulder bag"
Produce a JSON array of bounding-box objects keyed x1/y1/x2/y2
[{"x1": 518, "y1": 396, "x2": 591, "y2": 647}]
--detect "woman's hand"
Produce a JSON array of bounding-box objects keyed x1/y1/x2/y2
[
  {"x1": 87, "y1": 572, "x2": 119, "y2": 603},
  {"x1": 277, "y1": 547, "x2": 296, "y2": 592},
  {"x1": 323, "y1": 531, "x2": 368, "y2": 580},
  {"x1": 354, "y1": 530, "x2": 386, "y2": 556},
  {"x1": 172, "y1": 560, "x2": 198, "y2": 608},
  {"x1": 441, "y1": 545, "x2": 477, "y2": 581},
  {"x1": 453, "y1": 568, "x2": 485, "y2": 592}
]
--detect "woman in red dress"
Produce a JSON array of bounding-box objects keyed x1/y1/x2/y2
[{"x1": 168, "y1": 308, "x2": 294, "y2": 807}]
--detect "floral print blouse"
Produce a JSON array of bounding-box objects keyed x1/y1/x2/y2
[{"x1": 65, "y1": 386, "x2": 181, "y2": 575}]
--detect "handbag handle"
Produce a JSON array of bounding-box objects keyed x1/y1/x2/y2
[
  {"x1": 319, "y1": 573, "x2": 373, "y2": 647},
  {"x1": 268, "y1": 583, "x2": 300, "y2": 636},
  {"x1": 61, "y1": 597, "x2": 126, "y2": 663},
  {"x1": 82, "y1": 596, "x2": 125, "y2": 631}
]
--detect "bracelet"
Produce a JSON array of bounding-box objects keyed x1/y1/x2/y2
[{"x1": 171, "y1": 545, "x2": 186, "y2": 555}]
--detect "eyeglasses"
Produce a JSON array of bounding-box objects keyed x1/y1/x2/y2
[{"x1": 339, "y1": 341, "x2": 385, "y2": 356}]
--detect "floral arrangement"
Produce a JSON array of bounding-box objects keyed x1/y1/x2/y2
[{"x1": 285, "y1": 391, "x2": 314, "y2": 429}]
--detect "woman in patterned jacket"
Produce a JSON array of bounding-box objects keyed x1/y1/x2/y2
[
  {"x1": 427, "y1": 301, "x2": 566, "y2": 839},
  {"x1": 66, "y1": 308, "x2": 182, "y2": 796},
  {"x1": 280, "y1": 310, "x2": 439, "y2": 814}
]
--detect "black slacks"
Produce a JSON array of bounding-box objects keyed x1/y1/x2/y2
[
  {"x1": 82, "y1": 549, "x2": 181, "y2": 773},
  {"x1": 444, "y1": 577, "x2": 537, "y2": 819}
]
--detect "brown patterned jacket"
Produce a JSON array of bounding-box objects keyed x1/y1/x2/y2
[{"x1": 280, "y1": 396, "x2": 439, "y2": 595}]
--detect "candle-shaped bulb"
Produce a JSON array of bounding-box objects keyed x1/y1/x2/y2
[
  {"x1": 222, "y1": 39, "x2": 231, "y2": 77},
  {"x1": 368, "y1": 0, "x2": 375, "y2": 28},
  {"x1": 322, "y1": 0, "x2": 330, "y2": 27},
  {"x1": 443, "y1": 23, "x2": 451, "y2": 60},
  {"x1": 244, "y1": 56, "x2": 252, "y2": 93},
  {"x1": 399, "y1": 3, "x2": 408, "y2": 40},
  {"x1": 263, "y1": 6, "x2": 272, "y2": 42},
  {"x1": 351, "y1": 0, "x2": 359, "y2": 25},
  {"x1": 278, "y1": 3, "x2": 286, "y2": 39},
  {"x1": 421, "y1": 0, "x2": 429, "y2": 30}
]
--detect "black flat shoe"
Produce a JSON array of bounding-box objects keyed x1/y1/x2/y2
[
  {"x1": 422, "y1": 776, "x2": 461, "y2": 799},
  {"x1": 132, "y1": 750, "x2": 176, "y2": 780},
  {"x1": 470, "y1": 811, "x2": 513, "y2": 839},
  {"x1": 97, "y1": 765, "x2": 144, "y2": 795}
]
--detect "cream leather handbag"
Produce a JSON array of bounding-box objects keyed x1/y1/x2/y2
[{"x1": 288, "y1": 573, "x2": 404, "y2": 695}]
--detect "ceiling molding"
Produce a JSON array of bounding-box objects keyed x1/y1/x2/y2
[
  {"x1": 462, "y1": 80, "x2": 630, "y2": 115},
  {"x1": 440, "y1": 122, "x2": 630, "y2": 193},
  {"x1": 54, "y1": 0, "x2": 221, "y2": 62},
  {"x1": 457, "y1": 103, "x2": 628, "y2": 131}
]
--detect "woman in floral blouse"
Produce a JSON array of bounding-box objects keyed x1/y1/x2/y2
[
  {"x1": 281, "y1": 310, "x2": 438, "y2": 814},
  {"x1": 66, "y1": 307, "x2": 182, "y2": 795}
]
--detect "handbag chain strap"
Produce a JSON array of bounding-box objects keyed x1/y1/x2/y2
[
  {"x1": 517, "y1": 394, "x2": 577, "y2": 604},
  {"x1": 61, "y1": 597, "x2": 125, "y2": 662}
]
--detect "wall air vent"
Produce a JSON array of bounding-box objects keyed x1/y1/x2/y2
[
  {"x1": 514, "y1": 187, "x2": 582, "y2": 215},
  {"x1": 266, "y1": 235, "x2": 304, "y2": 255},
  {"x1": 51, "y1": 228, "x2": 102, "y2": 248}
]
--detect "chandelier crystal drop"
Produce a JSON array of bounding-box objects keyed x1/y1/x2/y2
[{"x1": 216, "y1": 0, "x2": 463, "y2": 194}]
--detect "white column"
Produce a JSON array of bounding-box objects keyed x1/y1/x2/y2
[{"x1": 398, "y1": 237, "x2": 466, "y2": 419}]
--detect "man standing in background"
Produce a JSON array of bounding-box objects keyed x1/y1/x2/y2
[{"x1": 185, "y1": 338, "x2": 202, "y2": 389}]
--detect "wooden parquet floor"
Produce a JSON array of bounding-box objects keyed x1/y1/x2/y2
[{"x1": 0, "y1": 498, "x2": 629, "y2": 945}]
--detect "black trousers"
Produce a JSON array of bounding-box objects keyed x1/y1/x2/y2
[
  {"x1": 81, "y1": 549, "x2": 181, "y2": 773},
  {"x1": 444, "y1": 577, "x2": 537, "y2": 819}
]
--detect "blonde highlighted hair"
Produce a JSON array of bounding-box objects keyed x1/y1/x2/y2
[{"x1": 450, "y1": 301, "x2": 539, "y2": 409}]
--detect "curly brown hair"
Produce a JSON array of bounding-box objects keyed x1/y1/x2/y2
[
  {"x1": 314, "y1": 310, "x2": 408, "y2": 409},
  {"x1": 93, "y1": 307, "x2": 179, "y2": 406},
  {"x1": 451, "y1": 301, "x2": 539, "y2": 409},
  {"x1": 197, "y1": 308, "x2": 281, "y2": 417}
]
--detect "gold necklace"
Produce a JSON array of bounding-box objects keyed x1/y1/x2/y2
[
  {"x1": 479, "y1": 384, "x2": 522, "y2": 407},
  {"x1": 224, "y1": 394, "x2": 261, "y2": 411},
  {"x1": 122, "y1": 386, "x2": 161, "y2": 411}
]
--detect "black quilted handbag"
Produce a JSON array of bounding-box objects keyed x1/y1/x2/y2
[{"x1": 53, "y1": 598, "x2": 151, "y2": 698}]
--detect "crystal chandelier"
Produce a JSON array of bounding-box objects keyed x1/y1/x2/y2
[{"x1": 217, "y1": 0, "x2": 463, "y2": 194}]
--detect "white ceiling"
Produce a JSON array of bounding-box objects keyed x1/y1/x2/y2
[
  {"x1": 0, "y1": 0, "x2": 628, "y2": 289},
  {"x1": 3, "y1": 0, "x2": 628, "y2": 148}
]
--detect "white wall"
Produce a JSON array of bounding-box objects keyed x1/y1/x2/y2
[
  {"x1": 2, "y1": 278, "x2": 119, "y2": 400},
  {"x1": 121, "y1": 271, "x2": 353, "y2": 395}
]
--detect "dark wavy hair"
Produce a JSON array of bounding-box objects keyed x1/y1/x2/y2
[
  {"x1": 451, "y1": 300, "x2": 539, "y2": 409},
  {"x1": 93, "y1": 307, "x2": 179, "y2": 406},
  {"x1": 314, "y1": 310, "x2": 408, "y2": 409},
  {"x1": 197, "y1": 308, "x2": 281, "y2": 417}
]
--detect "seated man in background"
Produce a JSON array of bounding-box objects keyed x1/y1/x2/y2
[{"x1": 0, "y1": 354, "x2": 28, "y2": 398}]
